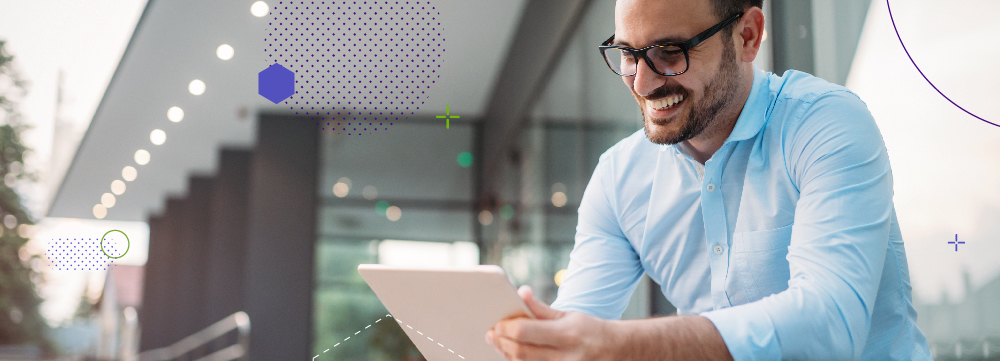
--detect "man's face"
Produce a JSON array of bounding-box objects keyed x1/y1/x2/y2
[{"x1": 615, "y1": 0, "x2": 743, "y2": 145}]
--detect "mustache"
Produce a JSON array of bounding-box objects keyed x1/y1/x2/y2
[{"x1": 644, "y1": 82, "x2": 689, "y2": 101}]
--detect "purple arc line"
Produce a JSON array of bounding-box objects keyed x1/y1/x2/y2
[{"x1": 887, "y1": 0, "x2": 998, "y2": 127}]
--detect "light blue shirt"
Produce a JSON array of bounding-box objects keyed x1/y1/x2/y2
[{"x1": 550, "y1": 67, "x2": 931, "y2": 360}]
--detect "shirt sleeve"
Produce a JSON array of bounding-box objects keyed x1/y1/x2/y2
[
  {"x1": 702, "y1": 91, "x2": 893, "y2": 361},
  {"x1": 550, "y1": 154, "x2": 645, "y2": 320}
]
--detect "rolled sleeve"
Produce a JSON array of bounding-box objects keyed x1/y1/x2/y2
[{"x1": 703, "y1": 91, "x2": 893, "y2": 361}]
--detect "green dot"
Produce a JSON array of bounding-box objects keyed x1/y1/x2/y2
[
  {"x1": 457, "y1": 152, "x2": 473, "y2": 167},
  {"x1": 499, "y1": 205, "x2": 514, "y2": 220},
  {"x1": 375, "y1": 201, "x2": 390, "y2": 216}
]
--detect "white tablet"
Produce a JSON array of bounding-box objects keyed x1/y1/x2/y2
[{"x1": 358, "y1": 264, "x2": 535, "y2": 361}]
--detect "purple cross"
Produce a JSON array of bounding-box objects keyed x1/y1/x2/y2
[{"x1": 947, "y1": 234, "x2": 965, "y2": 252}]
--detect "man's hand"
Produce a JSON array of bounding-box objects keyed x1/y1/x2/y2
[{"x1": 484, "y1": 285, "x2": 618, "y2": 361}]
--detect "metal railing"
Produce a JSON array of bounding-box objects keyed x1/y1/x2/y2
[{"x1": 138, "y1": 312, "x2": 250, "y2": 361}]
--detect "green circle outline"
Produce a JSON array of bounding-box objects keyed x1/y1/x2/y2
[{"x1": 100, "y1": 229, "x2": 130, "y2": 259}]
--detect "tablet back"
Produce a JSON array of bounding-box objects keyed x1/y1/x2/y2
[{"x1": 358, "y1": 264, "x2": 534, "y2": 361}]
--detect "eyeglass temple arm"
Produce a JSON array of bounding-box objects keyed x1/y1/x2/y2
[{"x1": 686, "y1": 12, "x2": 744, "y2": 49}]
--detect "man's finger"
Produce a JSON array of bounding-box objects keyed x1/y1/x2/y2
[
  {"x1": 494, "y1": 330, "x2": 564, "y2": 361},
  {"x1": 495, "y1": 317, "x2": 570, "y2": 347},
  {"x1": 517, "y1": 285, "x2": 563, "y2": 320}
]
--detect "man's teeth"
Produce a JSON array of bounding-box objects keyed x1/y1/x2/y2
[{"x1": 651, "y1": 95, "x2": 685, "y2": 110}]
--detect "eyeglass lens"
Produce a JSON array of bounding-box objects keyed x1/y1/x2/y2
[{"x1": 603, "y1": 45, "x2": 687, "y2": 76}]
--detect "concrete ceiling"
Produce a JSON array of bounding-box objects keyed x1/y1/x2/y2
[{"x1": 48, "y1": 0, "x2": 527, "y2": 221}]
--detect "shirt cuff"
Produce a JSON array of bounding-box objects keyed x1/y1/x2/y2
[{"x1": 700, "y1": 302, "x2": 782, "y2": 361}]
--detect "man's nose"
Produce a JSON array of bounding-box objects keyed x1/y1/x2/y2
[{"x1": 631, "y1": 59, "x2": 666, "y2": 97}]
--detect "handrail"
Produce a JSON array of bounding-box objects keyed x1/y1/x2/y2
[{"x1": 138, "y1": 311, "x2": 250, "y2": 361}]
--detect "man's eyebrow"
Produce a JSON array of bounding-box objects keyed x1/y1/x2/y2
[{"x1": 613, "y1": 35, "x2": 689, "y2": 48}]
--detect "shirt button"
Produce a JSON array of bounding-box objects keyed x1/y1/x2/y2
[
  {"x1": 706, "y1": 183, "x2": 716, "y2": 192},
  {"x1": 713, "y1": 245, "x2": 723, "y2": 254}
]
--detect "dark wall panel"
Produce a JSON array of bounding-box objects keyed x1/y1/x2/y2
[
  {"x1": 139, "y1": 215, "x2": 167, "y2": 351},
  {"x1": 243, "y1": 114, "x2": 319, "y2": 360},
  {"x1": 173, "y1": 177, "x2": 214, "y2": 337},
  {"x1": 771, "y1": 0, "x2": 815, "y2": 76},
  {"x1": 205, "y1": 149, "x2": 253, "y2": 322}
]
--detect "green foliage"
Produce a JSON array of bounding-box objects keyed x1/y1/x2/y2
[{"x1": 0, "y1": 39, "x2": 50, "y2": 350}]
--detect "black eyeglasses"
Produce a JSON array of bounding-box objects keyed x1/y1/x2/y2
[{"x1": 599, "y1": 12, "x2": 744, "y2": 77}]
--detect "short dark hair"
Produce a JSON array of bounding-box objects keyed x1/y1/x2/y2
[
  {"x1": 708, "y1": 0, "x2": 763, "y2": 21},
  {"x1": 708, "y1": 0, "x2": 762, "y2": 41}
]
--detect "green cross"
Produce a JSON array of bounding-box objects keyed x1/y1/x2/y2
[{"x1": 436, "y1": 105, "x2": 460, "y2": 129}]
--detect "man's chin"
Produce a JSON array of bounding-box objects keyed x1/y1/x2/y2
[{"x1": 644, "y1": 120, "x2": 686, "y2": 145}]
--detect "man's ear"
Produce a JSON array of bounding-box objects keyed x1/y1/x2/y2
[{"x1": 737, "y1": 7, "x2": 765, "y2": 63}]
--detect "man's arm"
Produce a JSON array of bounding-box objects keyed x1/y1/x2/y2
[
  {"x1": 610, "y1": 314, "x2": 734, "y2": 361},
  {"x1": 548, "y1": 152, "x2": 645, "y2": 319},
  {"x1": 489, "y1": 286, "x2": 733, "y2": 361},
  {"x1": 701, "y1": 91, "x2": 894, "y2": 360}
]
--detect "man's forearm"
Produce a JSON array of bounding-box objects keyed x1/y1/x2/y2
[{"x1": 606, "y1": 315, "x2": 734, "y2": 361}]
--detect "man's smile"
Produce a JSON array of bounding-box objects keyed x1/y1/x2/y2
[{"x1": 646, "y1": 94, "x2": 686, "y2": 121}]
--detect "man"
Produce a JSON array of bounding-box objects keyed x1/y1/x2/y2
[{"x1": 484, "y1": 0, "x2": 932, "y2": 360}]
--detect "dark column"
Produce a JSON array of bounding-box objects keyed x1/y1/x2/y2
[
  {"x1": 205, "y1": 149, "x2": 253, "y2": 322},
  {"x1": 139, "y1": 215, "x2": 167, "y2": 351},
  {"x1": 243, "y1": 114, "x2": 319, "y2": 360},
  {"x1": 770, "y1": 0, "x2": 815, "y2": 75},
  {"x1": 173, "y1": 177, "x2": 214, "y2": 337},
  {"x1": 141, "y1": 198, "x2": 185, "y2": 349}
]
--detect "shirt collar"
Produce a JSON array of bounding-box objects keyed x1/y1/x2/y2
[{"x1": 723, "y1": 66, "x2": 769, "y2": 144}]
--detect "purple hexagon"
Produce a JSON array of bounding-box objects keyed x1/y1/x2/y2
[{"x1": 258, "y1": 63, "x2": 295, "y2": 104}]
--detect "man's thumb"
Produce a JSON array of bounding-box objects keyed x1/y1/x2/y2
[{"x1": 517, "y1": 285, "x2": 563, "y2": 320}]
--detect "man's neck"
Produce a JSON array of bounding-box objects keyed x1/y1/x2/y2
[{"x1": 678, "y1": 68, "x2": 755, "y2": 164}]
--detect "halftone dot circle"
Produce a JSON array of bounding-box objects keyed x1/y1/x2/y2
[{"x1": 266, "y1": 0, "x2": 445, "y2": 134}]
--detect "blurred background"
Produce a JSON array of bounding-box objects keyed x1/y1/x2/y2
[{"x1": 0, "y1": 0, "x2": 997, "y2": 360}]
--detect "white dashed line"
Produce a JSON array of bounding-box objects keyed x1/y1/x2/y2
[{"x1": 312, "y1": 314, "x2": 465, "y2": 361}]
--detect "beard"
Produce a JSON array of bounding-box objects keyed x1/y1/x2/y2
[{"x1": 642, "y1": 38, "x2": 742, "y2": 145}]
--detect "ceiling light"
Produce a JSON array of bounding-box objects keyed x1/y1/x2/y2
[
  {"x1": 150, "y1": 129, "x2": 166, "y2": 145},
  {"x1": 101, "y1": 193, "x2": 116, "y2": 208},
  {"x1": 122, "y1": 166, "x2": 137, "y2": 181},
  {"x1": 111, "y1": 180, "x2": 126, "y2": 195},
  {"x1": 188, "y1": 79, "x2": 206, "y2": 95},
  {"x1": 93, "y1": 204, "x2": 107, "y2": 219},
  {"x1": 134, "y1": 149, "x2": 150, "y2": 165},
  {"x1": 217, "y1": 44, "x2": 235, "y2": 60},
  {"x1": 250, "y1": 1, "x2": 269, "y2": 17},
  {"x1": 167, "y1": 106, "x2": 184, "y2": 122}
]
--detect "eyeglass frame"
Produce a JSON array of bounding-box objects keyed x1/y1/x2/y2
[{"x1": 598, "y1": 11, "x2": 745, "y2": 77}]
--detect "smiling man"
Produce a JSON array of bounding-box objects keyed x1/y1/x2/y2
[{"x1": 484, "y1": 0, "x2": 932, "y2": 360}]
